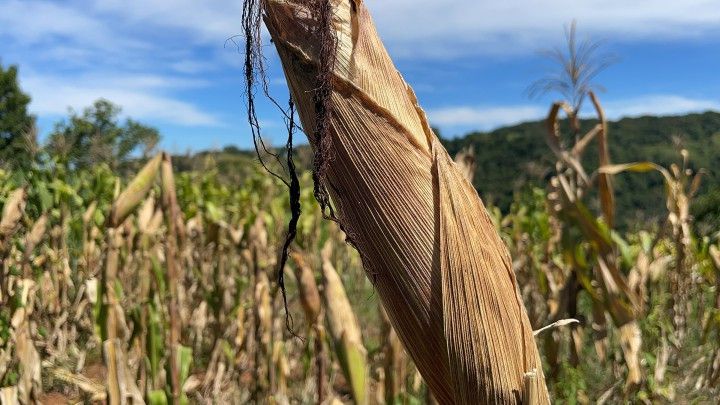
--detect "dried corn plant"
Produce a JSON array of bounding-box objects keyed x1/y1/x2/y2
[
  {"x1": 454, "y1": 146, "x2": 477, "y2": 183},
  {"x1": 600, "y1": 149, "x2": 706, "y2": 343},
  {"x1": 705, "y1": 244, "x2": 720, "y2": 387},
  {"x1": 543, "y1": 92, "x2": 645, "y2": 390},
  {"x1": 249, "y1": 0, "x2": 549, "y2": 402},
  {"x1": 378, "y1": 304, "x2": 407, "y2": 404},
  {"x1": 1, "y1": 130, "x2": 718, "y2": 403}
]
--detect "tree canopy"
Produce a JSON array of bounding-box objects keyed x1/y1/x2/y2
[
  {"x1": 46, "y1": 99, "x2": 160, "y2": 170},
  {"x1": 0, "y1": 63, "x2": 36, "y2": 169}
]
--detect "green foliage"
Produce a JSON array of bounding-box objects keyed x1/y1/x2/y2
[
  {"x1": 553, "y1": 363, "x2": 587, "y2": 403},
  {"x1": 0, "y1": 63, "x2": 36, "y2": 170},
  {"x1": 176, "y1": 345, "x2": 193, "y2": 405},
  {"x1": 147, "y1": 390, "x2": 168, "y2": 405},
  {"x1": 442, "y1": 112, "x2": 720, "y2": 230},
  {"x1": 46, "y1": 99, "x2": 160, "y2": 171}
]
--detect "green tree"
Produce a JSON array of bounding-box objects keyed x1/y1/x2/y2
[
  {"x1": 0, "y1": 63, "x2": 36, "y2": 169},
  {"x1": 47, "y1": 99, "x2": 160, "y2": 170}
]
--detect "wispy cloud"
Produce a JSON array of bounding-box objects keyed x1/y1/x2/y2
[
  {"x1": 22, "y1": 73, "x2": 221, "y2": 127},
  {"x1": 0, "y1": 0, "x2": 147, "y2": 64},
  {"x1": 602, "y1": 95, "x2": 720, "y2": 119},
  {"x1": 2, "y1": 0, "x2": 719, "y2": 148},
  {"x1": 7, "y1": 0, "x2": 719, "y2": 64},
  {"x1": 428, "y1": 105, "x2": 545, "y2": 130},
  {"x1": 428, "y1": 94, "x2": 720, "y2": 133},
  {"x1": 365, "y1": 0, "x2": 720, "y2": 58},
  {"x1": 0, "y1": 0, "x2": 234, "y2": 129},
  {"x1": 1, "y1": 0, "x2": 116, "y2": 45},
  {"x1": 90, "y1": 0, "x2": 244, "y2": 43}
]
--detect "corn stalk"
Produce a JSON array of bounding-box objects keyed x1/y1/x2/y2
[
  {"x1": 103, "y1": 154, "x2": 162, "y2": 404},
  {"x1": 1, "y1": 188, "x2": 26, "y2": 307},
  {"x1": 160, "y1": 152, "x2": 185, "y2": 404},
  {"x1": 545, "y1": 93, "x2": 643, "y2": 389},
  {"x1": 600, "y1": 151, "x2": 705, "y2": 345},
  {"x1": 320, "y1": 241, "x2": 367, "y2": 404},
  {"x1": 289, "y1": 251, "x2": 326, "y2": 402},
  {"x1": 706, "y1": 245, "x2": 720, "y2": 387}
]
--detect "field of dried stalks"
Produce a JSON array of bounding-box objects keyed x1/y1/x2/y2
[
  {"x1": 0, "y1": 127, "x2": 718, "y2": 403},
  {"x1": 1, "y1": 0, "x2": 719, "y2": 403}
]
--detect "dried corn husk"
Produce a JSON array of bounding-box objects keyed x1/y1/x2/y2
[
  {"x1": 23, "y1": 214, "x2": 47, "y2": 256},
  {"x1": 254, "y1": 269, "x2": 273, "y2": 395},
  {"x1": 380, "y1": 305, "x2": 406, "y2": 404},
  {"x1": 320, "y1": 242, "x2": 367, "y2": 404},
  {"x1": 13, "y1": 280, "x2": 41, "y2": 404},
  {"x1": 0, "y1": 188, "x2": 26, "y2": 241},
  {"x1": 137, "y1": 196, "x2": 156, "y2": 234},
  {"x1": 107, "y1": 154, "x2": 162, "y2": 228},
  {"x1": 289, "y1": 251, "x2": 321, "y2": 325},
  {"x1": 261, "y1": 0, "x2": 547, "y2": 402},
  {"x1": 710, "y1": 245, "x2": 720, "y2": 270},
  {"x1": 0, "y1": 386, "x2": 18, "y2": 405}
]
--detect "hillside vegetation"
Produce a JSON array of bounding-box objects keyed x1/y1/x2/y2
[
  {"x1": 179, "y1": 111, "x2": 720, "y2": 231},
  {"x1": 442, "y1": 111, "x2": 720, "y2": 230}
]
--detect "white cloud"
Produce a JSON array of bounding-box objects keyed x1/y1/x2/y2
[
  {"x1": 429, "y1": 94, "x2": 720, "y2": 132},
  {"x1": 365, "y1": 0, "x2": 720, "y2": 58},
  {"x1": 22, "y1": 74, "x2": 220, "y2": 127},
  {"x1": 602, "y1": 95, "x2": 720, "y2": 119},
  {"x1": 0, "y1": 0, "x2": 145, "y2": 55},
  {"x1": 0, "y1": 1, "x2": 229, "y2": 129},
  {"x1": 3, "y1": 0, "x2": 720, "y2": 140},
  {"x1": 7, "y1": 0, "x2": 719, "y2": 62},
  {"x1": 169, "y1": 60, "x2": 217, "y2": 74},
  {"x1": 427, "y1": 105, "x2": 545, "y2": 129},
  {"x1": 89, "y1": 0, "x2": 244, "y2": 43}
]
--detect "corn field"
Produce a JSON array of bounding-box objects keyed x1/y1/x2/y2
[
  {"x1": 1, "y1": 1, "x2": 720, "y2": 404},
  {"x1": 0, "y1": 135, "x2": 718, "y2": 404}
]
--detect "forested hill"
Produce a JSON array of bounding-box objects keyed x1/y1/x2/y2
[
  {"x1": 177, "y1": 111, "x2": 720, "y2": 230},
  {"x1": 441, "y1": 111, "x2": 720, "y2": 229}
]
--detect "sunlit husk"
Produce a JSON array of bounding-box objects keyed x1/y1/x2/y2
[{"x1": 262, "y1": 1, "x2": 547, "y2": 402}]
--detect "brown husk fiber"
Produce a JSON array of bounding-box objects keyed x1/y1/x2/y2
[{"x1": 259, "y1": 0, "x2": 549, "y2": 402}]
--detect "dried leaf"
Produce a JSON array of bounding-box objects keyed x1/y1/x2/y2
[{"x1": 533, "y1": 318, "x2": 580, "y2": 336}]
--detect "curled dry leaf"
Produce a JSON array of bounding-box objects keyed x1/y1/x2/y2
[{"x1": 533, "y1": 318, "x2": 581, "y2": 336}]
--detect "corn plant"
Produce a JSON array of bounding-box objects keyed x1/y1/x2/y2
[{"x1": 254, "y1": 1, "x2": 549, "y2": 402}]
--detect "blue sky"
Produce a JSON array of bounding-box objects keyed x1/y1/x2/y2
[{"x1": 1, "y1": 0, "x2": 720, "y2": 152}]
